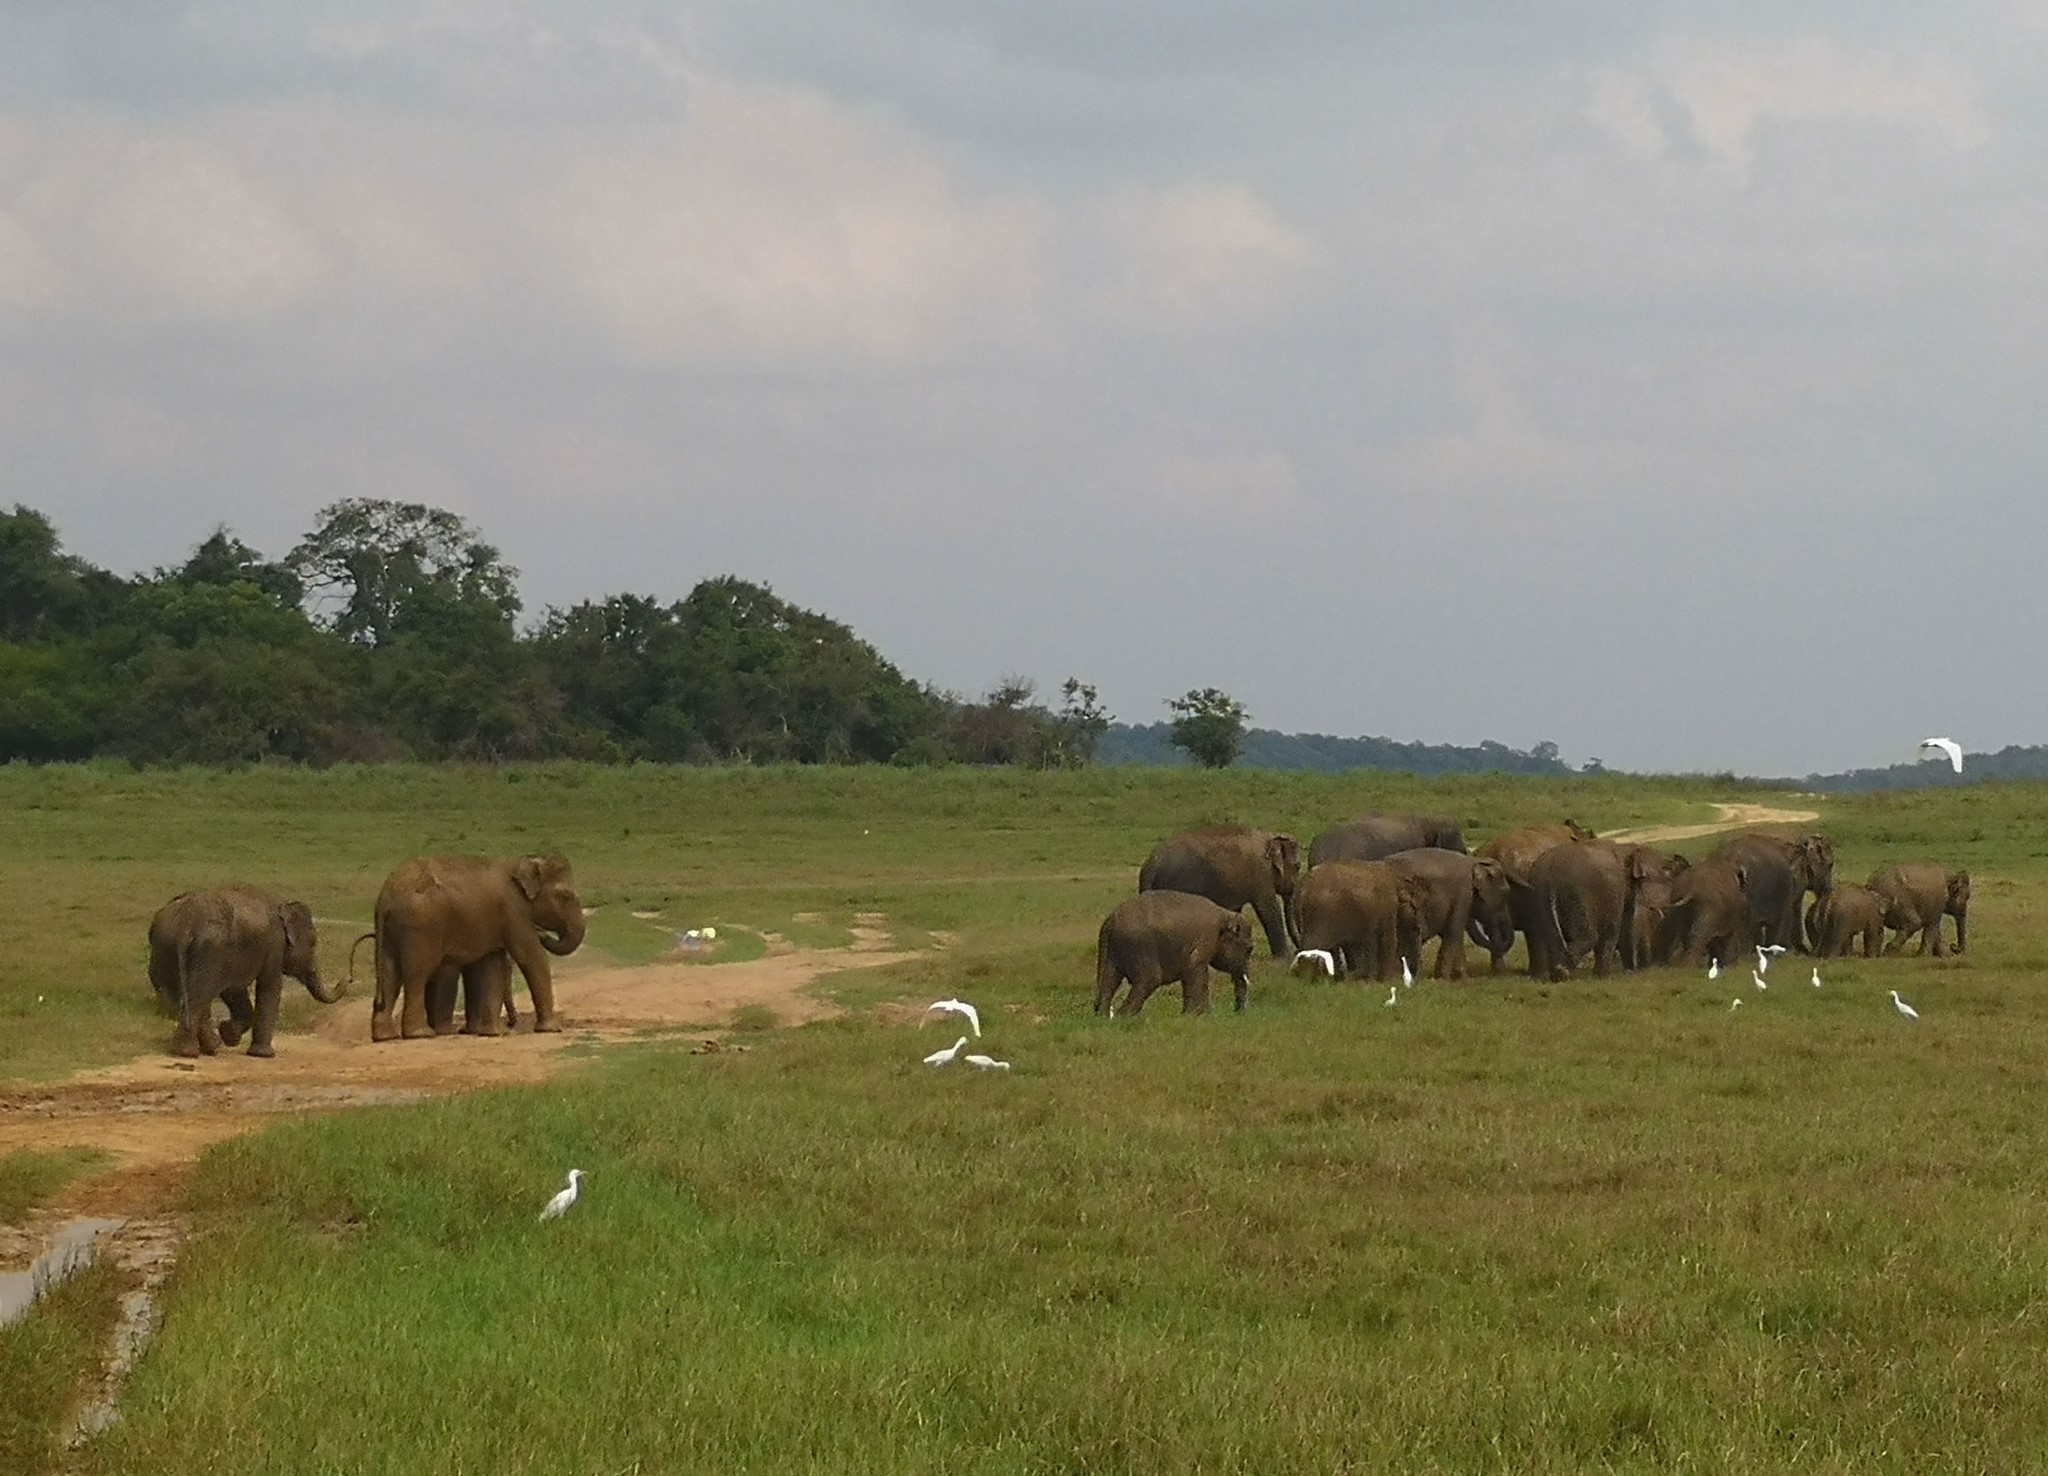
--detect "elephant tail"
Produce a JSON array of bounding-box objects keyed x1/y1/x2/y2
[
  {"x1": 1541, "y1": 887, "x2": 1572, "y2": 982},
  {"x1": 345, "y1": 931, "x2": 377, "y2": 997}
]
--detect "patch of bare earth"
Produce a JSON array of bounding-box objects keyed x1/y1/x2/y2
[{"x1": 1600, "y1": 802, "x2": 1822, "y2": 848}]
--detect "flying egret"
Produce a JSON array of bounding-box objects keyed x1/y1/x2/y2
[
  {"x1": 1708, "y1": 959, "x2": 1721, "y2": 981},
  {"x1": 1292, "y1": 948, "x2": 1337, "y2": 978},
  {"x1": 1384, "y1": 985, "x2": 1399, "y2": 1007},
  {"x1": 1891, "y1": 990, "x2": 1920, "y2": 1021},
  {"x1": 964, "y1": 1054, "x2": 1011, "y2": 1071},
  {"x1": 1811, "y1": 967, "x2": 1823, "y2": 988},
  {"x1": 1752, "y1": 970, "x2": 1769, "y2": 992},
  {"x1": 539, "y1": 1169, "x2": 584, "y2": 1222},
  {"x1": 924, "y1": 1035, "x2": 969, "y2": 1066},
  {"x1": 1919, "y1": 737, "x2": 1964, "y2": 774},
  {"x1": 924, "y1": 999, "x2": 981, "y2": 1037},
  {"x1": 1401, "y1": 957, "x2": 1415, "y2": 988},
  {"x1": 1755, "y1": 944, "x2": 1786, "y2": 974}
]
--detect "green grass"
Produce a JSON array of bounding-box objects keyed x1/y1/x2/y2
[
  {"x1": 9, "y1": 763, "x2": 2048, "y2": 1471},
  {"x1": 0, "y1": 1260, "x2": 122, "y2": 1473},
  {"x1": 0, "y1": 1150, "x2": 112, "y2": 1224}
]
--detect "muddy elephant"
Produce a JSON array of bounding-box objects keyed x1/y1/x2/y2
[
  {"x1": 1095, "y1": 892, "x2": 1256, "y2": 1017},
  {"x1": 1383, "y1": 848, "x2": 1509, "y2": 981},
  {"x1": 368, "y1": 854, "x2": 586, "y2": 1041},
  {"x1": 1658, "y1": 859, "x2": 1751, "y2": 969},
  {"x1": 1806, "y1": 883, "x2": 1888, "y2": 958},
  {"x1": 1709, "y1": 833, "x2": 1835, "y2": 952},
  {"x1": 1294, "y1": 860, "x2": 1435, "y2": 983},
  {"x1": 1869, "y1": 862, "x2": 1970, "y2": 957},
  {"x1": 1309, "y1": 813, "x2": 1468, "y2": 866},
  {"x1": 1468, "y1": 821, "x2": 1597, "y2": 974},
  {"x1": 1528, "y1": 840, "x2": 1658, "y2": 981},
  {"x1": 147, "y1": 887, "x2": 342, "y2": 1057},
  {"x1": 1611, "y1": 845, "x2": 1689, "y2": 968},
  {"x1": 1139, "y1": 825, "x2": 1300, "y2": 958}
]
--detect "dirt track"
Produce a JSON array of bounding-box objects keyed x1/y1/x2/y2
[{"x1": 1600, "y1": 802, "x2": 1820, "y2": 847}]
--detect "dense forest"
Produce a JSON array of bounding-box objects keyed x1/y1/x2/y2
[{"x1": 0, "y1": 500, "x2": 2030, "y2": 788}]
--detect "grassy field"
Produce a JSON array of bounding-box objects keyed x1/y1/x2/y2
[{"x1": 5, "y1": 764, "x2": 2048, "y2": 1471}]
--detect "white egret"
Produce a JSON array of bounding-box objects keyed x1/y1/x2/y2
[
  {"x1": 539, "y1": 1169, "x2": 584, "y2": 1222},
  {"x1": 1729, "y1": 998, "x2": 1743, "y2": 1011},
  {"x1": 1292, "y1": 949, "x2": 1337, "y2": 978},
  {"x1": 1384, "y1": 985, "x2": 1399, "y2": 1007},
  {"x1": 924, "y1": 1036, "x2": 969, "y2": 1067},
  {"x1": 964, "y1": 1054, "x2": 1011, "y2": 1071},
  {"x1": 924, "y1": 999, "x2": 981, "y2": 1037},
  {"x1": 1708, "y1": 959, "x2": 1721, "y2": 981},
  {"x1": 1755, "y1": 944, "x2": 1787, "y2": 974},
  {"x1": 1919, "y1": 737, "x2": 1964, "y2": 774},
  {"x1": 1891, "y1": 990, "x2": 1920, "y2": 1021},
  {"x1": 701, "y1": 926, "x2": 717, "y2": 941},
  {"x1": 1401, "y1": 957, "x2": 1415, "y2": 988},
  {"x1": 1752, "y1": 970, "x2": 1768, "y2": 992},
  {"x1": 1811, "y1": 967, "x2": 1823, "y2": 988}
]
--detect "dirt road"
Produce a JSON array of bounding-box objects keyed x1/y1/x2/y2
[{"x1": 1600, "y1": 802, "x2": 1821, "y2": 847}]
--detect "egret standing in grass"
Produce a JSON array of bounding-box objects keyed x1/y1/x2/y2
[
  {"x1": 924, "y1": 1000, "x2": 981, "y2": 1037},
  {"x1": 1755, "y1": 944, "x2": 1786, "y2": 974},
  {"x1": 1385, "y1": 985, "x2": 1398, "y2": 1007},
  {"x1": 1401, "y1": 956, "x2": 1415, "y2": 988},
  {"x1": 1812, "y1": 967, "x2": 1824, "y2": 988},
  {"x1": 1729, "y1": 998, "x2": 1743, "y2": 1012},
  {"x1": 1708, "y1": 959, "x2": 1721, "y2": 981},
  {"x1": 964, "y1": 1054, "x2": 1011, "y2": 1071},
  {"x1": 1919, "y1": 737, "x2": 1964, "y2": 774},
  {"x1": 924, "y1": 1035, "x2": 969, "y2": 1067},
  {"x1": 1891, "y1": 990, "x2": 1920, "y2": 1020},
  {"x1": 1752, "y1": 970, "x2": 1768, "y2": 991},
  {"x1": 539, "y1": 1169, "x2": 584, "y2": 1222}
]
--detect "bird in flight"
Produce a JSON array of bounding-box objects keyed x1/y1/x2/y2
[
  {"x1": 1292, "y1": 949, "x2": 1337, "y2": 978},
  {"x1": 924, "y1": 1035, "x2": 969, "y2": 1066},
  {"x1": 539, "y1": 1169, "x2": 584, "y2": 1222},
  {"x1": 1891, "y1": 990, "x2": 1920, "y2": 1020},
  {"x1": 1919, "y1": 737, "x2": 1964, "y2": 774},
  {"x1": 924, "y1": 999, "x2": 981, "y2": 1037},
  {"x1": 964, "y1": 1054, "x2": 1011, "y2": 1071},
  {"x1": 1755, "y1": 944, "x2": 1787, "y2": 974}
]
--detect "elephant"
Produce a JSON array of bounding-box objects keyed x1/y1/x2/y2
[
  {"x1": 1468, "y1": 821, "x2": 1598, "y2": 974},
  {"x1": 1806, "y1": 883, "x2": 1888, "y2": 958},
  {"x1": 1139, "y1": 825, "x2": 1300, "y2": 958},
  {"x1": 1383, "y1": 847, "x2": 1509, "y2": 981},
  {"x1": 1610, "y1": 845, "x2": 1689, "y2": 968},
  {"x1": 1658, "y1": 859, "x2": 1751, "y2": 969},
  {"x1": 1294, "y1": 860, "x2": 1435, "y2": 983},
  {"x1": 1708, "y1": 833, "x2": 1835, "y2": 952},
  {"x1": 147, "y1": 887, "x2": 341, "y2": 1057},
  {"x1": 1869, "y1": 862, "x2": 1970, "y2": 957},
  {"x1": 1095, "y1": 891, "x2": 1256, "y2": 1016},
  {"x1": 368, "y1": 853, "x2": 586, "y2": 1041},
  {"x1": 1308, "y1": 813, "x2": 1467, "y2": 866},
  {"x1": 1527, "y1": 840, "x2": 1658, "y2": 981}
]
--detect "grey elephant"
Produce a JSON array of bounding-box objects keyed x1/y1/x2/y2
[
  {"x1": 1294, "y1": 860, "x2": 1435, "y2": 983},
  {"x1": 1869, "y1": 862, "x2": 1970, "y2": 957},
  {"x1": 147, "y1": 887, "x2": 343, "y2": 1057},
  {"x1": 1610, "y1": 845, "x2": 1688, "y2": 968},
  {"x1": 1468, "y1": 821, "x2": 1597, "y2": 974},
  {"x1": 368, "y1": 854, "x2": 586, "y2": 1041},
  {"x1": 1095, "y1": 892, "x2": 1256, "y2": 1016},
  {"x1": 1308, "y1": 813, "x2": 1467, "y2": 866},
  {"x1": 1806, "y1": 883, "x2": 1888, "y2": 958},
  {"x1": 1528, "y1": 840, "x2": 1663, "y2": 981},
  {"x1": 1658, "y1": 859, "x2": 1751, "y2": 969},
  {"x1": 1383, "y1": 847, "x2": 1509, "y2": 981},
  {"x1": 1709, "y1": 833, "x2": 1835, "y2": 952},
  {"x1": 1139, "y1": 825, "x2": 1300, "y2": 958}
]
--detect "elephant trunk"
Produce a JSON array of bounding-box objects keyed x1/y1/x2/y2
[
  {"x1": 1282, "y1": 890, "x2": 1301, "y2": 951},
  {"x1": 301, "y1": 968, "x2": 346, "y2": 1005},
  {"x1": 540, "y1": 910, "x2": 587, "y2": 957}
]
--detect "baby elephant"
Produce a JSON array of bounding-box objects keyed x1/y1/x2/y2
[
  {"x1": 148, "y1": 887, "x2": 343, "y2": 1057},
  {"x1": 1806, "y1": 884, "x2": 1888, "y2": 958},
  {"x1": 1869, "y1": 862, "x2": 1970, "y2": 957},
  {"x1": 1096, "y1": 892, "x2": 1256, "y2": 1017}
]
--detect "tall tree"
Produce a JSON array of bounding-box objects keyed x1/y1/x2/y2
[
  {"x1": 286, "y1": 499, "x2": 520, "y2": 647},
  {"x1": 1167, "y1": 687, "x2": 1250, "y2": 769}
]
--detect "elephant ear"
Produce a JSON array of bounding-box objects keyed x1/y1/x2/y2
[
  {"x1": 1472, "y1": 857, "x2": 1505, "y2": 890},
  {"x1": 1950, "y1": 871, "x2": 1971, "y2": 904},
  {"x1": 278, "y1": 901, "x2": 315, "y2": 958},
  {"x1": 1666, "y1": 853, "x2": 1691, "y2": 876},
  {"x1": 1564, "y1": 819, "x2": 1595, "y2": 841},
  {"x1": 511, "y1": 855, "x2": 548, "y2": 901},
  {"x1": 1266, "y1": 834, "x2": 1301, "y2": 889},
  {"x1": 1627, "y1": 849, "x2": 1658, "y2": 883},
  {"x1": 1397, "y1": 873, "x2": 1433, "y2": 919}
]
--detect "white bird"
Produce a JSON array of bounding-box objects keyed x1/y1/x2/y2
[
  {"x1": 701, "y1": 926, "x2": 717, "y2": 941},
  {"x1": 1384, "y1": 985, "x2": 1399, "y2": 1007},
  {"x1": 1891, "y1": 989, "x2": 1920, "y2": 1021},
  {"x1": 539, "y1": 1169, "x2": 584, "y2": 1222},
  {"x1": 1755, "y1": 944, "x2": 1786, "y2": 974},
  {"x1": 964, "y1": 1054, "x2": 1011, "y2": 1071},
  {"x1": 1292, "y1": 948, "x2": 1337, "y2": 978},
  {"x1": 1919, "y1": 737, "x2": 1964, "y2": 774},
  {"x1": 1729, "y1": 998, "x2": 1743, "y2": 1011},
  {"x1": 924, "y1": 1035, "x2": 969, "y2": 1067},
  {"x1": 1752, "y1": 970, "x2": 1769, "y2": 992},
  {"x1": 1708, "y1": 959, "x2": 1721, "y2": 981},
  {"x1": 924, "y1": 999, "x2": 981, "y2": 1037},
  {"x1": 1811, "y1": 967, "x2": 1823, "y2": 988},
  {"x1": 1401, "y1": 957, "x2": 1415, "y2": 988}
]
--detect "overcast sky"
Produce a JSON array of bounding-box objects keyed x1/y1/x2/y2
[{"x1": 5, "y1": 3, "x2": 2043, "y2": 775}]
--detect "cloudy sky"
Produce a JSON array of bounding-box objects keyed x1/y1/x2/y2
[{"x1": 5, "y1": 2, "x2": 2043, "y2": 775}]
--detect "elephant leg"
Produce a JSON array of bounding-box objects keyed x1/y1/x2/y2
[
  {"x1": 1094, "y1": 951, "x2": 1123, "y2": 1016},
  {"x1": 395, "y1": 940, "x2": 438, "y2": 1040},
  {"x1": 148, "y1": 938, "x2": 183, "y2": 1020},
  {"x1": 425, "y1": 965, "x2": 463, "y2": 1036},
  {"x1": 1231, "y1": 971, "x2": 1249, "y2": 1013},
  {"x1": 217, "y1": 984, "x2": 253, "y2": 1047},
  {"x1": 1251, "y1": 897, "x2": 1290, "y2": 960},
  {"x1": 1929, "y1": 914, "x2": 1949, "y2": 959},
  {"x1": 1593, "y1": 921, "x2": 1618, "y2": 977},
  {"x1": 1179, "y1": 964, "x2": 1211, "y2": 1015},
  {"x1": 461, "y1": 954, "x2": 512, "y2": 1036},
  {"x1": 1374, "y1": 920, "x2": 1397, "y2": 982},
  {"x1": 246, "y1": 969, "x2": 282, "y2": 1058},
  {"x1": 507, "y1": 936, "x2": 561, "y2": 1033}
]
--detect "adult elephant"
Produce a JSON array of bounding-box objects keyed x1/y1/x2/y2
[
  {"x1": 1528, "y1": 840, "x2": 1656, "y2": 981},
  {"x1": 1383, "y1": 848, "x2": 1509, "y2": 981},
  {"x1": 1095, "y1": 892, "x2": 1256, "y2": 1017},
  {"x1": 1469, "y1": 821, "x2": 1597, "y2": 974},
  {"x1": 369, "y1": 854, "x2": 586, "y2": 1041},
  {"x1": 1139, "y1": 825, "x2": 1300, "y2": 958},
  {"x1": 1869, "y1": 862, "x2": 1970, "y2": 957},
  {"x1": 147, "y1": 887, "x2": 342, "y2": 1057},
  {"x1": 1709, "y1": 833, "x2": 1835, "y2": 952},
  {"x1": 1294, "y1": 860, "x2": 1434, "y2": 983},
  {"x1": 1308, "y1": 813, "x2": 1467, "y2": 866},
  {"x1": 1610, "y1": 845, "x2": 1688, "y2": 969},
  {"x1": 1807, "y1": 883, "x2": 1888, "y2": 958},
  {"x1": 1658, "y1": 859, "x2": 1750, "y2": 969}
]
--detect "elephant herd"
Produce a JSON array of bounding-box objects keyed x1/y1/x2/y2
[
  {"x1": 145, "y1": 853, "x2": 587, "y2": 1058},
  {"x1": 1095, "y1": 815, "x2": 1972, "y2": 1016}
]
